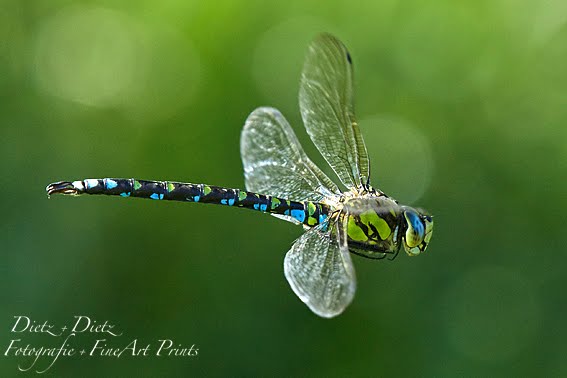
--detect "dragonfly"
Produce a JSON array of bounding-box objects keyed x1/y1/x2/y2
[{"x1": 46, "y1": 33, "x2": 433, "y2": 318}]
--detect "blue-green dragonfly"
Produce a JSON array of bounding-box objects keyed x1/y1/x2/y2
[{"x1": 47, "y1": 34, "x2": 433, "y2": 317}]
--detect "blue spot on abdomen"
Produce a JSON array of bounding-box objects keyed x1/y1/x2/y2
[
  {"x1": 291, "y1": 209, "x2": 305, "y2": 223},
  {"x1": 105, "y1": 179, "x2": 118, "y2": 190},
  {"x1": 85, "y1": 179, "x2": 99, "y2": 189},
  {"x1": 120, "y1": 192, "x2": 131, "y2": 197},
  {"x1": 150, "y1": 193, "x2": 164, "y2": 200}
]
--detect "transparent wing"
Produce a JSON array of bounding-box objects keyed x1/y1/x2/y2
[
  {"x1": 299, "y1": 33, "x2": 370, "y2": 190},
  {"x1": 284, "y1": 215, "x2": 356, "y2": 317},
  {"x1": 241, "y1": 107, "x2": 340, "y2": 202}
]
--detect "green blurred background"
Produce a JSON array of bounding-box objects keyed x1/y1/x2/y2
[{"x1": 2, "y1": 0, "x2": 567, "y2": 376}]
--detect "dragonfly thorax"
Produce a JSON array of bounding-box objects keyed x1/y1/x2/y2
[
  {"x1": 342, "y1": 195, "x2": 433, "y2": 259},
  {"x1": 342, "y1": 195, "x2": 404, "y2": 259}
]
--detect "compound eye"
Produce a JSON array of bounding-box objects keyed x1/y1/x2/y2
[{"x1": 404, "y1": 211, "x2": 425, "y2": 248}]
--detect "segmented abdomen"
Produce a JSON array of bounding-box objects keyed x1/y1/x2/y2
[{"x1": 72, "y1": 178, "x2": 329, "y2": 227}]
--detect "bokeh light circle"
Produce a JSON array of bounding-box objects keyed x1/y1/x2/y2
[
  {"x1": 252, "y1": 17, "x2": 334, "y2": 111},
  {"x1": 359, "y1": 115, "x2": 434, "y2": 204},
  {"x1": 33, "y1": 6, "x2": 140, "y2": 107},
  {"x1": 33, "y1": 5, "x2": 200, "y2": 123}
]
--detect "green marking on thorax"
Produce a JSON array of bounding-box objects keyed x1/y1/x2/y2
[
  {"x1": 238, "y1": 191, "x2": 247, "y2": 201},
  {"x1": 360, "y1": 210, "x2": 391, "y2": 240},
  {"x1": 203, "y1": 185, "x2": 212, "y2": 196},
  {"x1": 347, "y1": 217, "x2": 368, "y2": 242},
  {"x1": 167, "y1": 182, "x2": 175, "y2": 192},
  {"x1": 134, "y1": 180, "x2": 142, "y2": 190}
]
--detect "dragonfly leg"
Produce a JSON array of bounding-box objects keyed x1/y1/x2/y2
[{"x1": 387, "y1": 247, "x2": 400, "y2": 261}]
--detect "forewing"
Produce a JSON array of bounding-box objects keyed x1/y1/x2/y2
[
  {"x1": 284, "y1": 216, "x2": 356, "y2": 317},
  {"x1": 241, "y1": 107, "x2": 340, "y2": 202},
  {"x1": 299, "y1": 33, "x2": 370, "y2": 190}
]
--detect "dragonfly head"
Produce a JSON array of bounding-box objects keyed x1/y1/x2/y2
[{"x1": 401, "y1": 207, "x2": 433, "y2": 256}]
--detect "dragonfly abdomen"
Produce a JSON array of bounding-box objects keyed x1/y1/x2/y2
[{"x1": 46, "y1": 178, "x2": 330, "y2": 227}]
